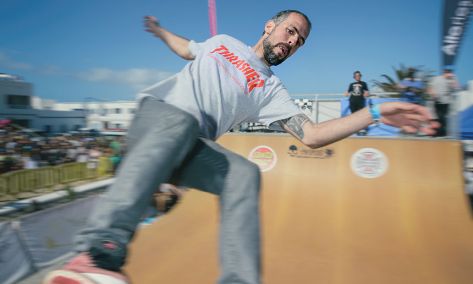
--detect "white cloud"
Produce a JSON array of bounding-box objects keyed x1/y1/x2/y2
[
  {"x1": 0, "y1": 51, "x2": 33, "y2": 70},
  {"x1": 0, "y1": 51, "x2": 173, "y2": 91},
  {"x1": 79, "y1": 68, "x2": 173, "y2": 90}
]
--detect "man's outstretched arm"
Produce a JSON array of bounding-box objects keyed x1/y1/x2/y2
[
  {"x1": 144, "y1": 16, "x2": 195, "y2": 60},
  {"x1": 279, "y1": 102, "x2": 439, "y2": 149}
]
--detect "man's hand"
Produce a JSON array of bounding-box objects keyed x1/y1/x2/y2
[
  {"x1": 142, "y1": 15, "x2": 195, "y2": 60},
  {"x1": 379, "y1": 102, "x2": 439, "y2": 135},
  {"x1": 144, "y1": 16, "x2": 161, "y2": 37}
]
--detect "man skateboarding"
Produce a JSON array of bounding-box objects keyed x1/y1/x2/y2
[{"x1": 44, "y1": 10, "x2": 437, "y2": 284}]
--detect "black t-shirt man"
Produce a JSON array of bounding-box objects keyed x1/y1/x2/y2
[{"x1": 345, "y1": 71, "x2": 369, "y2": 113}]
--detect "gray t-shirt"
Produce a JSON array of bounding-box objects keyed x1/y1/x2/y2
[
  {"x1": 429, "y1": 75, "x2": 459, "y2": 104},
  {"x1": 138, "y1": 34, "x2": 301, "y2": 140}
]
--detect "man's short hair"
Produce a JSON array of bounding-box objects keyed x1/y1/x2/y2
[
  {"x1": 270, "y1": 10, "x2": 312, "y2": 31},
  {"x1": 353, "y1": 71, "x2": 362, "y2": 77},
  {"x1": 262, "y1": 10, "x2": 312, "y2": 35}
]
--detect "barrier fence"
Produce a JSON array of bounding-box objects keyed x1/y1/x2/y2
[
  {"x1": 0, "y1": 194, "x2": 101, "y2": 284},
  {"x1": 0, "y1": 157, "x2": 112, "y2": 202}
]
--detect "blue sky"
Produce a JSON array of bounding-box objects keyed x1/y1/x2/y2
[{"x1": 0, "y1": 0, "x2": 472, "y2": 102}]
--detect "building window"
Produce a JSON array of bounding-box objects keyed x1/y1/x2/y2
[
  {"x1": 129, "y1": 108, "x2": 135, "y2": 114},
  {"x1": 114, "y1": 108, "x2": 122, "y2": 114},
  {"x1": 6, "y1": 95, "x2": 31, "y2": 109}
]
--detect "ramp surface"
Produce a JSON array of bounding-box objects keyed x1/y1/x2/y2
[{"x1": 125, "y1": 134, "x2": 473, "y2": 284}]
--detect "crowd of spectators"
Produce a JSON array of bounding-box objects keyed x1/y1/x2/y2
[{"x1": 0, "y1": 122, "x2": 125, "y2": 175}]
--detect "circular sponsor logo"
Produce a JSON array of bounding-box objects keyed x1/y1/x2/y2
[
  {"x1": 248, "y1": 145, "x2": 277, "y2": 172},
  {"x1": 350, "y1": 148, "x2": 388, "y2": 179}
]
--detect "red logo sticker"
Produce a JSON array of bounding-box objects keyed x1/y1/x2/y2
[{"x1": 248, "y1": 145, "x2": 277, "y2": 172}]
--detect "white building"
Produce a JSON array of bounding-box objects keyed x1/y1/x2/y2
[
  {"x1": 0, "y1": 73, "x2": 86, "y2": 133},
  {"x1": 54, "y1": 101, "x2": 137, "y2": 131}
]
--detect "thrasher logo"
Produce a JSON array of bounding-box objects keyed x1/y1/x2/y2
[{"x1": 210, "y1": 44, "x2": 265, "y2": 93}]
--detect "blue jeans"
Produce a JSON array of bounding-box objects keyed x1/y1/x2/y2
[{"x1": 75, "y1": 97, "x2": 262, "y2": 284}]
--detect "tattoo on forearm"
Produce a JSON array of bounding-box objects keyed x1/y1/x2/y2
[{"x1": 279, "y1": 114, "x2": 310, "y2": 139}]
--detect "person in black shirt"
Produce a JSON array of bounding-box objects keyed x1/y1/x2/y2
[
  {"x1": 344, "y1": 71, "x2": 370, "y2": 135},
  {"x1": 344, "y1": 70, "x2": 370, "y2": 114}
]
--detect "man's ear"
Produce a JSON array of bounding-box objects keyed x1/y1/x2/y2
[{"x1": 264, "y1": 20, "x2": 276, "y2": 36}]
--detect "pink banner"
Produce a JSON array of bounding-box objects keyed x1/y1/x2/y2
[{"x1": 208, "y1": 0, "x2": 217, "y2": 36}]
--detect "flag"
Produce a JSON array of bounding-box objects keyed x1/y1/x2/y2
[{"x1": 441, "y1": 0, "x2": 473, "y2": 68}]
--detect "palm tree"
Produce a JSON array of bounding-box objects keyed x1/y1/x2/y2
[{"x1": 372, "y1": 64, "x2": 433, "y2": 98}]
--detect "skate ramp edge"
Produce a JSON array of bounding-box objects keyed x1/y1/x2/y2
[{"x1": 125, "y1": 134, "x2": 473, "y2": 284}]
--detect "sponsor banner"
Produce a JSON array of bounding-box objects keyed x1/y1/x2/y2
[
  {"x1": 18, "y1": 195, "x2": 98, "y2": 268},
  {"x1": 351, "y1": 148, "x2": 389, "y2": 179},
  {"x1": 248, "y1": 145, "x2": 277, "y2": 172},
  {"x1": 0, "y1": 222, "x2": 35, "y2": 284},
  {"x1": 288, "y1": 144, "x2": 334, "y2": 159},
  {"x1": 442, "y1": 0, "x2": 473, "y2": 67}
]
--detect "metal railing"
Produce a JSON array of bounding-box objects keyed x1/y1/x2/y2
[{"x1": 0, "y1": 157, "x2": 113, "y2": 202}]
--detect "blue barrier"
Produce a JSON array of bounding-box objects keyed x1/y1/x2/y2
[
  {"x1": 460, "y1": 105, "x2": 473, "y2": 140},
  {"x1": 341, "y1": 97, "x2": 403, "y2": 136}
]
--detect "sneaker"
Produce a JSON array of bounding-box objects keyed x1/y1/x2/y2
[{"x1": 43, "y1": 253, "x2": 130, "y2": 284}]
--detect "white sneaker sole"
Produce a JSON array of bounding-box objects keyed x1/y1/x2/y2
[{"x1": 43, "y1": 270, "x2": 129, "y2": 284}]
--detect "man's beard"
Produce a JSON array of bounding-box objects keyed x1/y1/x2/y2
[{"x1": 262, "y1": 37, "x2": 291, "y2": 66}]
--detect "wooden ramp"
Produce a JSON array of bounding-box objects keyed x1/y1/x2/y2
[{"x1": 125, "y1": 134, "x2": 473, "y2": 284}]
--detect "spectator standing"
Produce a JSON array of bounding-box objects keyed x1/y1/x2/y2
[
  {"x1": 428, "y1": 68, "x2": 461, "y2": 137},
  {"x1": 344, "y1": 71, "x2": 369, "y2": 135},
  {"x1": 399, "y1": 68, "x2": 425, "y2": 105},
  {"x1": 344, "y1": 70, "x2": 370, "y2": 114}
]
